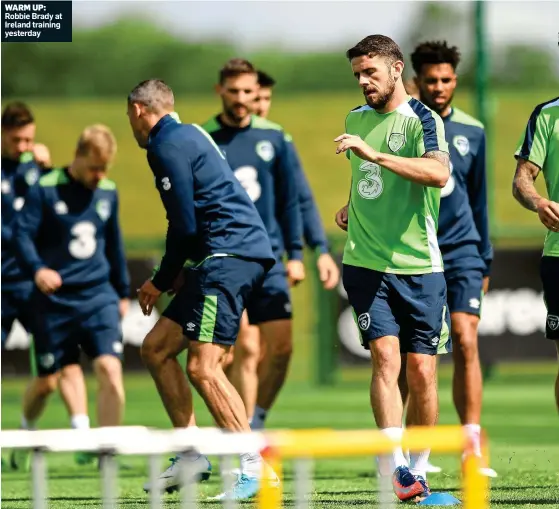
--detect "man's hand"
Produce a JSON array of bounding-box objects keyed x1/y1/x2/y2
[
  {"x1": 335, "y1": 133, "x2": 377, "y2": 162},
  {"x1": 482, "y1": 276, "x2": 490, "y2": 295},
  {"x1": 34, "y1": 268, "x2": 62, "y2": 295},
  {"x1": 335, "y1": 204, "x2": 349, "y2": 231},
  {"x1": 119, "y1": 298, "x2": 130, "y2": 318},
  {"x1": 138, "y1": 279, "x2": 162, "y2": 316},
  {"x1": 286, "y1": 260, "x2": 305, "y2": 287},
  {"x1": 536, "y1": 198, "x2": 559, "y2": 232},
  {"x1": 316, "y1": 253, "x2": 340, "y2": 290}
]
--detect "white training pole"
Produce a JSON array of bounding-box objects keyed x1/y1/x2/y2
[
  {"x1": 180, "y1": 454, "x2": 197, "y2": 509},
  {"x1": 148, "y1": 454, "x2": 162, "y2": 509},
  {"x1": 220, "y1": 455, "x2": 237, "y2": 509},
  {"x1": 31, "y1": 449, "x2": 47, "y2": 509},
  {"x1": 378, "y1": 469, "x2": 396, "y2": 509},
  {"x1": 100, "y1": 451, "x2": 118, "y2": 509},
  {"x1": 294, "y1": 458, "x2": 312, "y2": 509}
]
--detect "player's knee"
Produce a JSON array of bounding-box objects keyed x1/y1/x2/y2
[
  {"x1": 406, "y1": 355, "x2": 437, "y2": 390},
  {"x1": 268, "y1": 337, "x2": 292, "y2": 366},
  {"x1": 452, "y1": 315, "x2": 480, "y2": 363},
  {"x1": 94, "y1": 356, "x2": 124, "y2": 397},
  {"x1": 141, "y1": 330, "x2": 168, "y2": 368},
  {"x1": 186, "y1": 356, "x2": 217, "y2": 389},
  {"x1": 35, "y1": 374, "x2": 59, "y2": 396},
  {"x1": 369, "y1": 340, "x2": 400, "y2": 378},
  {"x1": 261, "y1": 320, "x2": 292, "y2": 362},
  {"x1": 236, "y1": 335, "x2": 260, "y2": 362}
]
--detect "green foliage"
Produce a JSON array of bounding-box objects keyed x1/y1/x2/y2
[{"x1": 3, "y1": 17, "x2": 556, "y2": 98}]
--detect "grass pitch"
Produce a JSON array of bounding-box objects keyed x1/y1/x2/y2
[{"x1": 2, "y1": 365, "x2": 559, "y2": 508}]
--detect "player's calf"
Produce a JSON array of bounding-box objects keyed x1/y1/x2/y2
[{"x1": 254, "y1": 319, "x2": 293, "y2": 428}]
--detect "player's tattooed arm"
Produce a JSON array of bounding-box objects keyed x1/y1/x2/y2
[
  {"x1": 421, "y1": 150, "x2": 450, "y2": 171},
  {"x1": 512, "y1": 158, "x2": 542, "y2": 212}
]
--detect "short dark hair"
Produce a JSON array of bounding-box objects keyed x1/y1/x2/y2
[
  {"x1": 346, "y1": 35, "x2": 404, "y2": 65},
  {"x1": 219, "y1": 58, "x2": 256, "y2": 84},
  {"x1": 1, "y1": 102, "x2": 34, "y2": 129},
  {"x1": 257, "y1": 70, "x2": 276, "y2": 88},
  {"x1": 410, "y1": 41, "x2": 461, "y2": 75},
  {"x1": 128, "y1": 79, "x2": 174, "y2": 113}
]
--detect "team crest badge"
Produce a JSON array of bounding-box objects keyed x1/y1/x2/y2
[
  {"x1": 453, "y1": 135, "x2": 470, "y2": 156},
  {"x1": 40, "y1": 353, "x2": 55, "y2": 369},
  {"x1": 54, "y1": 201, "x2": 68, "y2": 215},
  {"x1": 96, "y1": 199, "x2": 111, "y2": 221},
  {"x1": 388, "y1": 133, "x2": 405, "y2": 152},
  {"x1": 548, "y1": 315, "x2": 559, "y2": 331},
  {"x1": 358, "y1": 312, "x2": 371, "y2": 331},
  {"x1": 25, "y1": 168, "x2": 39, "y2": 186},
  {"x1": 256, "y1": 141, "x2": 275, "y2": 162},
  {"x1": 1, "y1": 180, "x2": 11, "y2": 194}
]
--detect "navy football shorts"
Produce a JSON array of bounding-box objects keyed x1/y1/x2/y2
[
  {"x1": 541, "y1": 256, "x2": 559, "y2": 340},
  {"x1": 445, "y1": 266, "x2": 484, "y2": 317},
  {"x1": 245, "y1": 260, "x2": 292, "y2": 325},
  {"x1": 163, "y1": 255, "x2": 269, "y2": 346},
  {"x1": 342, "y1": 264, "x2": 450, "y2": 356},
  {"x1": 30, "y1": 283, "x2": 122, "y2": 376}
]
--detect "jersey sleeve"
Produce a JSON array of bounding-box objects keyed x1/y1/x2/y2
[
  {"x1": 148, "y1": 141, "x2": 197, "y2": 291},
  {"x1": 286, "y1": 138, "x2": 329, "y2": 254},
  {"x1": 515, "y1": 107, "x2": 549, "y2": 169},
  {"x1": 414, "y1": 113, "x2": 449, "y2": 157},
  {"x1": 104, "y1": 191, "x2": 131, "y2": 299},
  {"x1": 274, "y1": 133, "x2": 304, "y2": 260},
  {"x1": 467, "y1": 131, "x2": 493, "y2": 276},
  {"x1": 13, "y1": 183, "x2": 46, "y2": 276}
]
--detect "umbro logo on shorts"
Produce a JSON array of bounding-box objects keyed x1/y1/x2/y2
[
  {"x1": 548, "y1": 315, "x2": 559, "y2": 331},
  {"x1": 469, "y1": 298, "x2": 481, "y2": 310},
  {"x1": 186, "y1": 322, "x2": 196, "y2": 332}
]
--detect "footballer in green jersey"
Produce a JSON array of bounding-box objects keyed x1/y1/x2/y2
[
  {"x1": 334, "y1": 35, "x2": 451, "y2": 503},
  {"x1": 513, "y1": 97, "x2": 559, "y2": 411}
]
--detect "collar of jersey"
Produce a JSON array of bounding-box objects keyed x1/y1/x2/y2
[
  {"x1": 148, "y1": 114, "x2": 177, "y2": 146},
  {"x1": 441, "y1": 107, "x2": 454, "y2": 123}
]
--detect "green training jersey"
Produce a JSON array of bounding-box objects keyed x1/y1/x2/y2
[
  {"x1": 515, "y1": 97, "x2": 559, "y2": 257},
  {"x1": 343, "y1": 97, "x2": 449, "y2": 274}
]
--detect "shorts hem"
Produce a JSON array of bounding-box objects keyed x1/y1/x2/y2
[
  {"x1": 449, "y1": 307, "x2": 481, "y2": 317},
  {"x1": 248, "y1": 312, "x2": 292, "y2": 325},
  {"x1": 361, "y1": 329, "x2": 400, "y2": 349},
  {"x1": 400, "y1": 346, "x2": 438, "y2": 356}
]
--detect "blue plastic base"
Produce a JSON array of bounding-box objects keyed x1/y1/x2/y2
[{"x1": 417, "y1": 492, "x2": 461, "y2": 505}]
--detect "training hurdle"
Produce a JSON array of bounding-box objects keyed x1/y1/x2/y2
[{"x1": 1, "y1": 425, "x2": 489, "y2": 508}]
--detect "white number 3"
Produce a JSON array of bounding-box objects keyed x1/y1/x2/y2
[
  {"x1": 69, "y1": 221, "x2": 97, "y2": 259},
  {"x1": 234, "y1": 166, "x2": 262, "y2": 202}
]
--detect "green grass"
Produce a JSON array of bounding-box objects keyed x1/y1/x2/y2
[
  {"x1": 2, "y1": 366, "x2": 559, "y2": 508},
  {"x1": 21, "y1": 89, "x2": 557, "y2": 244}
]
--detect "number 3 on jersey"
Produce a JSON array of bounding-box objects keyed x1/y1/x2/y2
[
  {"x1": 234, "y1": 166, "x2": 261, "y2": 202},
  {"x1": 357, "y1": 161, "x2": 384, "y2": 199},
  {"x1": 69, "y1": 221, "x2": 97, "y2": 259}
]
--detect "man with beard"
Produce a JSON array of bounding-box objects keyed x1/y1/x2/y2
[
  {"x1": 397, "y1": 41, "x2": 496, "y2": 478},
  {"x1": 334, "y1": 35, "x2": 450, "y2": 502},
  {"x1": 201, "y1": 59, "x2": 304, "y2": 433},
  {"x1": 513, "y1": 97, "x2": 559, "y2": 417},
  {"x1": 223, "y1": 69, "x2": 339, "y2": 430}
]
